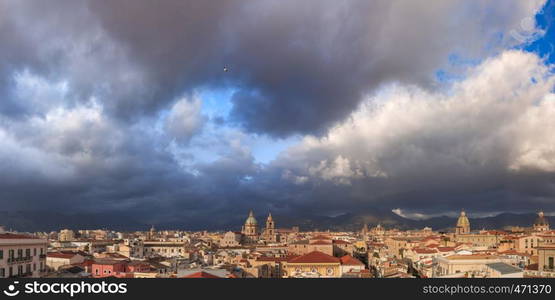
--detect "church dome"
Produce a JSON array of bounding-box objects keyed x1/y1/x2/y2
[
  {"x1": 245, "y1": 210, "x2": 258, "y2": 226},
  {"x1": 456, "y1": 211, "x2": 470, "y2": 227},
  {"x1": 535, "y1": 211, "x2": 549, "y2": 226}
]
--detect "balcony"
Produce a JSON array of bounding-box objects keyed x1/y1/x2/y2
[
  {"x1": 7, "y1": 256, "x2": 33, "y2": 265},
  {"x1": 7, "y1": 272, "x2": 33, "y2": 278}
]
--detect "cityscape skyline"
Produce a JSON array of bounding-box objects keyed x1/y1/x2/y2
[{"x1": 2, "y1": 209, "x2": 555, "y2": 279}]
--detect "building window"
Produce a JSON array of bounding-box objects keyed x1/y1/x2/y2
[
  {"x1": 0, "y1": 268, "x2": 4, "y2": 278},
  {"x1": 33, "y1": 264, "x2": 36, "y2": 271},
  {"x1": 33, "y1": 248, "x2": 37, "y2": 256},
  {"x1": 326, "y1": 268, "x2": 334, "y2": 275},
  {"x1": 0, "y1": 250, "x2": 3, "y2": 260},
  {"x1": 26, "y1": 264, "x2": 31, "y2": 274},
  {"x1": 26, "y1": 249, "x2": 31, "y2": 258}
]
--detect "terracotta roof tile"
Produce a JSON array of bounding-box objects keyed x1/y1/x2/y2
[
  {"x1": 309, "y1": 240, "x2": 332, "y2": 245},
  {"x1": 0, "y1": 233, "x2": 40, "y2": 239},
  {"x1": 287, "y1": 251, "x2": 340, "y2": 264},
  {"x1": 182, "y1": 271, "x2": 222, "y2": 278},
  {"x1": 340, "y1": 255, "x2": 365, "y2": 266},
  {"x1": 414, "y1": 248, "x2": 437, "y2": 254},
  {"x1": 47, "y1": 252, "x2": 77, "y2": 259},
  {"x1": 333, "y1": 240, "x2": 350, "y2": 245}
]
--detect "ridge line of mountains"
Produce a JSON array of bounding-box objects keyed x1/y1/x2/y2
[{"x1": 0, "y1": 209, "x2": 548, "y2": 233}]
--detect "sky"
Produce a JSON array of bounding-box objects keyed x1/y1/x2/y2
[{"x1": 0, "y1": 0, "x2": 554, "y2": 226}]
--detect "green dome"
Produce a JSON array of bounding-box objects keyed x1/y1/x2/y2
[{"x1": 245, "y1": 210, "x2": 258, "y2": 225}]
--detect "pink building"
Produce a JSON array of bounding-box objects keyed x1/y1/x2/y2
[
  {"x1": 91, "y1": 260, "x2": 151, "y2": 278},
  {"x1": 91, "y1": 260, "x2": 126, "y2": 278}
]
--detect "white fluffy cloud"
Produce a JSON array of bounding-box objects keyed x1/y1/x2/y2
[
  {"x1": 164, "y1": 97, "x2": 207, "y2": 144},
  {"x1": 279, "y1": 50, "x2": 555, "y2": 186}
]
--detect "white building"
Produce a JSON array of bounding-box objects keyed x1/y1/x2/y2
[{"x1": 46, "y1": 252, "x2": 86, "y2": 271}]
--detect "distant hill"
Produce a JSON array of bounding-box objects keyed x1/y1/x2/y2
[
  {"x1": 0, "y1": 210, "x2": 549, "y2": 233},
  {"x1": 0, "y1": 211, "x2": 146, "y2": 232}
]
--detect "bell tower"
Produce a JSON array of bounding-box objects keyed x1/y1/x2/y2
[{"x1": 264, "y1": 213, "x2": 277, "y2": 242}]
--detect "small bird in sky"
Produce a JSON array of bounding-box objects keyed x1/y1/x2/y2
[{"x1": 223, "y1": 66, "x2": 229, "y2": 72}]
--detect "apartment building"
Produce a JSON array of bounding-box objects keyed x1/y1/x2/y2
[{"x1": 0, "y1": 232, "x2": 48, "y2": 278}]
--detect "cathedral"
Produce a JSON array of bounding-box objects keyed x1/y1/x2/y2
[{"x1": 240, "y1": 210, "x2": 279, "y2": 244}]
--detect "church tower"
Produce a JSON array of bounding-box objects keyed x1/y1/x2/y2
[
  {"x1": 455, "y1": 210, "x2": 470, "y2": 235},
  {"x1": 264, "y1": 213, "x2": 277, "y2": 242},
  {"x1": 361, "y1": 223, "x2": 369, "y2": 235},
  {"x1": 266, "y1": 213, "x2": 275, "y2": 236}
]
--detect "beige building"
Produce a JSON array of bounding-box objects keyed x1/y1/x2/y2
[
  {"x1": 220, "y1": 231, "x2": 242, "y2": 247},
  {"x1": 537, "y1": 244, "x2": 555, "y2": 272},
  {"x1": 78, "y1": 229, "x2": 108, "y2": 240},
  {"x1": 384, "y1": 237, "x2": 423, "y2": 258},
  {"x1": 107, "y1": 239, "x2": 145, "y2": 258},
  {"x1": 515, "y1": 235, "x2": 543, "y2": 256},
  {"x1": 143, "y1": 241, "x2": 185, "y2": 257},
  {"x1": 0, "y1": 233, "x2": 47, "y2": 278},
  {"x1": 288, "y1": 235, "x2": 334, "y2": 256},
  {"x1": 333, "y1": 240, "x2": 353, "y2": 256},
  {"x1": 283, "y1": 251, "x2": 341, "y2": 278},
  {"x1": 58, "y1": 229, "x2": 75, "y2": 242},
  {"x1": 454, "y1": 234, "x2": 500, "y2": 248}
]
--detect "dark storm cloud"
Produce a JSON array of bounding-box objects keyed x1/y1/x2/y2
[
  {"x1": 0, "y1": 0, "x2": 551, "y2": 228},
  {"x1": 86, "y1": 0, "x2": 544, "y2": 135},
  {"x1": 1, "y1": 0, "x2": 542, "y2": 133}
]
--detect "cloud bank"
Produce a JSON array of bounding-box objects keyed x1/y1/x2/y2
[{"x1": 0, "y1": 0, "x2": 553, "y2": 227}]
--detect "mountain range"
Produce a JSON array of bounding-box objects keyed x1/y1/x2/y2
[{"x1": 0, "y1": 209, "x2": 548, "y2": 233}]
